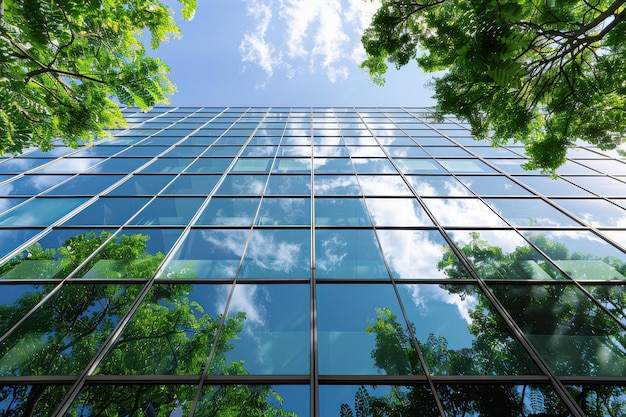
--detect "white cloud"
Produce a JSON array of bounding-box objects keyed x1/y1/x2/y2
[
  {"x1": 240, "y1": 0, "x2": 381, "y2": 82},
  {"x1": 240, "y1": 0, "x2": 282, "y2": 79}
]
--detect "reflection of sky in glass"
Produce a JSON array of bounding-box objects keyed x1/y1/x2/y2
[
  {"x1": 458, "y1": 176, "x2": 532, "y2": 196},
  {"x1": 214, "y1": 175, "x2": 267, "y2": 195},
  {"x1": 218, "y1": 284, "x2": 309, "y2": 374},
  {"x1": 315, "y1": 229, "x2": 388, "y2": 279},
  {"x1": 314, "y1": 175, "x2": 360, "y2": 195},
  {"x1": 408, "y1": 175, "x2": 472, "y2": 196},
  {"x1": 256, "y1": 197, "x2": 310, "y2": 225},
  {"x1": 365, "y1": 198, "x2": 432, "y2": 226},
  {"x1": 0, "y1": 175, "x2": 72, "y2": 196},
  {"x1": 485, "y1": 198, "x2": 580, "y2": 227},
  {"x1": 0, "y1": 197, "x2": 89, "y2": 227},
  {"x1": 317, "y1": 284, "x2": 416, "y2": 375},
  {"x1": 240, "y1": 229, "x2": 310, "y2": 278},
  {"x1": 377, "y1": 230, "x2": 466, "y2": 279},
  {"x1": 358, "y1": 176, "x2": 413, "y2": 196},
  {"x1": 553, "y1": 199, "x2": 626, "y2": 227},
  {"x1": 422, "y1": 198, "x2": 507, "y2": 227},
  {"x1": 161, "y1": 229, "x2": 249, "y2": 278},
  {"x1": 265, "y1": 175, "x2": 311, "y2": 195}
]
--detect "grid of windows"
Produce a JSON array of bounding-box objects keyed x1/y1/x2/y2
[{"x1": 0, "y1": 107, "x2": 625, "y2": 416}]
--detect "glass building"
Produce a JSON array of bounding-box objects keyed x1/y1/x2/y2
[{"x1": 0, "y1": 107, "x2": 625, "y2": 416}]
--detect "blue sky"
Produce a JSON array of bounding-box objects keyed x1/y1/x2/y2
[{"x1": 150, "y1": 0, "x2": 436, "y2": 107}]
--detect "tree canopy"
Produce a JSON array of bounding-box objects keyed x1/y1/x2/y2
[
  {"x1": 361, "y1": 0, "x2": 626, "y2": 172},
  {"x1": 0, "y1": 0, "x2": 196, "y2": 154}
]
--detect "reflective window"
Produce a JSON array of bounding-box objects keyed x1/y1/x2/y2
[
  {"x1": 0, "y1": 197, "x2": 89, "y2": 227},
  {"x1": 0, "y1": 158, "x2": 56, "y2": 173},
  {"x1": 107, "y1": 174, "x2": 176, "y2": 196},
  {"x1": 314, "y1": 175, "x2": 360, "y2": 195},
  {"x1": 196, "y1": 385, "x2": 309, "y2": 416},
  {"x1": 365, "y1": 198, "x2": 432, "y2": 226},
  {"x1": 97, "y1": 283, "x2": 230, "y2": 374},
  {"x1": 141, "y1": 157, "x2": 194, "y2": 173},
  {"x1": 231, "y1": 158, "x2": 273, "y2": 173},
  {"x1": 395, "y1": 158, "x2": 444, "y2": 174},
  {"x1": 273, "y1": 158, "x2": 311, "y2": 173},
  {"x1": 75, "y1": 228, "x2": 181, "y2": 279},
  {"x1": 447, "y1": 231, "x2": 568, "y2": 280},
  {"x1": 0, "y1": 228, "x2": 115, "y2": 279},
  {"x1": 214, "y1": 174, "x2": 267, "y2": 195},
  {"x1": 485, "y1": 198, "x2": 580, "y2": 227},
  {"x1": 0, "y1": 283, "x2": 141, "y2": 375},
  {"x1": 266, "y1": 174, "x2": 311, "y2": 195},
  {"x1": 196, "y1": 197, "x2": 260, "y2": 226},
  {"x1": 317, "y1": 284, "x2": 418, "y2": 374},
  {"x1": 130, "y1": 197, "x2": 204, "y2": 225},
  {"x1": 161, "y1": 229, "x2": 249, "y2": 278},
  {"x1": 422, "y1": 198, "x2": 507, "y2": 227},
  {"x1": 256, "y1": 197, "x2": 310, "y2": 225},
  {"x1": 0, "y1": 229, "x2": 43, "y2": 259},
  {"x1": 398, "y1": 284, "x2": 540, "y2": 375},
  {"x1": 521, "y1": 230, "x2": 626, "y2": 280},
  {"x1": 491, "y1": 284, "x2": 626, "y2": 376},
  {"x1": 213, "y1": 284, "x2": 309, "y2": 374},
  {"x1": 458, "y1": 176, "x2": 532, "y2": 196},
  {"x1": 313, "y1": 158, "x2": 353, "y2": 174},
  {"x1": 358, "y1": 175, "x2": 413, "y2": 196},
  {"x1": 0, "y1": 175, "x2": 72, "y2": 196},
  {"x1": 315, "y1": 198, "x2": 370, "y2": 226},
  {"x1": 377, "y1": 229, "x2": 470, "y2": 279},
  {"x1": 45, "y1": 175, "x2": 124, "y2": 196},
  {"x1": 352, "y1": 158, "x2": 397, "y2": 173},
  {"x1": 162, "y1": 174, "x2": 221, "y2": 195},
  {"x1": 554, "y1": 198, "x2": 626, "y2": 227},
  {"x1": 61, "y1": 197, "x2": 149, "y2": 226},
  {"x1": 315, "y1": 229, "x2": 388, "y2": 279},
  {"x1": 239, "y1": 229, "x2": 310, "y2": 278},
  {"x1": 408, "y1": 175, "x2": 472, "y2": 196},
  {"x1": 515, "y1": 176, "x2": 592, "y2": 196},
  {"x1": 86, "y1": 158, "x2": 152, "y2": 173},
  {"x1": 186, "y1": 158, "x2": 233, "y2": 173}
]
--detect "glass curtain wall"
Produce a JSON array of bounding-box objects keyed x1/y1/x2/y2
[{"x1": 0, "y1": 107, "x2": 625, "y2": 416}]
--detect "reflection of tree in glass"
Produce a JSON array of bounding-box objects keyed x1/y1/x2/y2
[
  {"x1": 0, "y1": 232, "x2": 295, "y2": 416},
  {"x1": 339, "y1": 232, "x2": 626, "y2": 415}
]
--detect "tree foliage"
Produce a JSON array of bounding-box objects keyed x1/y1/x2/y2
[
  {"x1": 0, "y1": 0, "x2": 196, "y2": 154},
  {"x1": 361, "y1": 0, "x2": 626, "y2": 172}
]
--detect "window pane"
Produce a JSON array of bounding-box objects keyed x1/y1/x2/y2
[
  {"x1": 62, "y1": 197, "x2": 149, "y2": 226},
  {"x1": 162, "y1": 174, "x2": 221, "y2": 195},
  {"x1": 315, "y1": 229, "x2": 388, "y2": 279},
  {"x1": 161, "y1": 229, "x2": 249, "y2": 279},
  {"x1": 314, "y1": 175, "x2": 360, "y2": 196},
  {"x1": 447, "y1": 231, "x2": 567, "y2": 280},
  {"x1": 239, "y1": 229, "x2": 310, "y2": 278},
  {"x1": 265, "y1": 174, "x2": 311, "y2": 195},
  {"x1": 214, "y1": 175, "x2": 267, "y2": 195},
  {"x1": 491, "y1": 284, "x2": 626, "y2": 376},
  {"x1": 315, "y1": 198, "x2": 370, "y2": 226},
  {"x1": 317, "y1": 283, "x2": 420, "y2": 374},
  {"x1": 212, "y1": 284, "x2": 309, "y2": 374},
  {"x1": 0, "y1": 175, "x2": 72, "y2": 196},
  {"x1": 0, "y1": 197, "x2": 89, "y2": 226},
  {"x1": 398, "y1": 284, "x2": 540, "y2": 375},
  {"x1": 130, "y1": 197, "x2": 204, "y2": 225},
  {"x1": 408, "y1": 175, "x2": 471, "y2": 196},
  {"x1": 107, "y1": 174, "x2": 176, "y2": 196},
  {"x1": 256, "y1": 197, "x2": 310, "y2": 225},
  {"x1": 196, "y1": 197, "x2": 260, "y2": 226},
  {"x1": 365, "y1": 198, "x2": 432, "y2": 226}
]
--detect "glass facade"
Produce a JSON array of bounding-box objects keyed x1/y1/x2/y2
[{"x1": 0, "y1": 107, "x2": 625, "y2": 416}]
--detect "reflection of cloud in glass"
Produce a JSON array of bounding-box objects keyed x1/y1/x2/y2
[
  {"x1": 220, "y1": 285, "x2": 267, "y2": 328},
  {"x1": 245, "y1": 232, "x2": 304, "y2": 274},
  {"x1": 314, "y1": 176, "x2": 359, "y2": 195},
  {"x1": 423, "y1": 198, "x2": 507, "y2": 227},
  {"x1": 377, "y1": 230, "x2": 449, "y2": 278},
  {"x1": 403, "y1": 284, "x2": 478, "y2": 324},
  {"x1": 316, "y1": 234, "x2": 348, "y2": 272},
  {"x1": 358, "y1": 176, "x2": 412, "y2": 196},
  {"x1": 366, "y1": 198, "x2": 432, "y2": 226}
]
